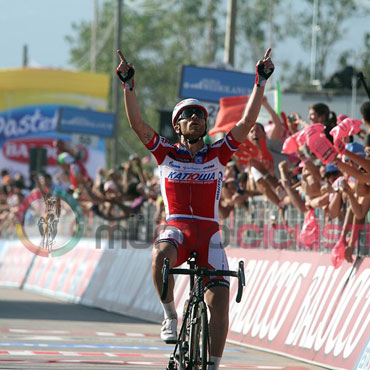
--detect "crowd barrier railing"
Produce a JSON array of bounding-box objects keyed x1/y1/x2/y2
[{"x1": 3, "y1": 197, "x2": 370, "y2": 257}]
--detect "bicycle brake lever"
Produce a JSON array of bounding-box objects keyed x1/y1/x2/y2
[
  {"x1": 161, "y1": 258, "x2": 170, "y2": 301},
  {"x1": 236, "y1": 261, "x2": 245, "y2": 303}
]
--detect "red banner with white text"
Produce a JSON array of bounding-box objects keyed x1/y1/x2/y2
[{"x1": 174, "y1": 249, "x2": 370, "y2": 370}]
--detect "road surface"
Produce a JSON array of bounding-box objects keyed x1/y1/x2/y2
[{"x1": 0, "y1": 287, "x2": 328, "y2": 369}]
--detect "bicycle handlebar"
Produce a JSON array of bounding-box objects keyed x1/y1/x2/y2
[{"x1": 161, "y1": 258, "x2": 246, "y2": 303}]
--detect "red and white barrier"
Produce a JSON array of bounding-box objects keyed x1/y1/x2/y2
[
  {"x1": 23, "y1": 240, "x2": 103, "y2": 302},
  {"x1": 174, "y1": 249, "x2": 370, "y2": 370},
  {"x1": 80, "y1": 242, "x2": 163, "y2": 323},
  {"x1": 1, "y1": 238, "x2": 369, "y2": 369},
  {"x1": 0, "y1": 242, "x2": 34, "y2": 287}
]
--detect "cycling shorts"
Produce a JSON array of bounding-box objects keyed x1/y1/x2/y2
[{"x1": 155, "y1": 219, "x2": 230, "y2": 289}]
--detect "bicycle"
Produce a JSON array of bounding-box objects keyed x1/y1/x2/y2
[{"x1": 161, "y1": 252, "x2": 245, "y2": 370}]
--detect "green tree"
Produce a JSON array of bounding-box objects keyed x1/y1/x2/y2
[
  {"x1": 66, "y1": 0, "x2": 225, "y2": 163},
  {"x1": 236, "y1": 0, "x2": 286, "y2": 71},
  {"x1": 359, "y1": 32, "x2": 370, "y2": 84},
  {"x1": 287, "y1": 0, "x2": 369, "y2": 87}
]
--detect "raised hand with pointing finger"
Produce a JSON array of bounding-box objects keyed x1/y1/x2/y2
[
  {"x1": 116, "y1": 49, "x2": 135, "y2": 90},
  {"x1": 114, "y1": 45, "x2": 277, "y2": 369},
  {"x1": 255, "y1": 48, "x2": 274, "y2": 87}
]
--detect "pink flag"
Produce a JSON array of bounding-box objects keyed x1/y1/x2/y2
[{"x1": 331, "y1": 237, "x2": 346, "y2": 269}]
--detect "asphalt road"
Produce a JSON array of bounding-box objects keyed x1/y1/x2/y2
[{"x1": 0, "y1": 287, "x2": 328, "y2": 370}]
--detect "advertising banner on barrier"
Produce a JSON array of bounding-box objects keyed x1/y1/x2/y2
[
  {"x1": 81, "y1": 242, "x2": 163, "y2": 323},
  {"x1": 0, "y1": 241, "x2": 34, "y2": 287},
  {"x1": 22, "y1": 240, "x2": 103, "y2": 302},
  {"x1": 224, "y1": 249, "x2": 370, "y2": 370}
]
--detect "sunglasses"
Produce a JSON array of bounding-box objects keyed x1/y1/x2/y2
[{"x1": 178, "y1": 107, "x2": 205, "y2": 121}]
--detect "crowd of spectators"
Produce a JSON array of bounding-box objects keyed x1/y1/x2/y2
[
  {"x1": 0, "y1": 140, "x2": 162, "y2": 238},
  {"x1": 220, "y1": 98, "x2": 370, "y2": 265},
  {"x1": 1, "y1": 99, "x2": 370, "y2": 265}
]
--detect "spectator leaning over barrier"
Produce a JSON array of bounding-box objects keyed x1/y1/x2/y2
[
  {"x1": 278, "y1": 160, "x2": 307, "y2": 213},
  {"x1": 260, "y1": 96, "x2": 289, "y2": 177},
  {"x1": 246, "y1": 123, "x2": 288, "y2": 218},
  {"x1": 232, "y1": 172, "x2": 254, "y2": 209},
  {"x1": 324, "y1": 165, "x2": 347, "y2": 220},
  {"x1": 116, "y1": 47, "x2": 274, "y2": 370},
  {"x1": 360, "y1": 101, "x2": 370, "y2": 152},
  {"x1": 305, "y1": 164, "x2": 339, "y2": 212},
  {"x1": 219, "y1": 175, "x2": 239, "y2": 220}
]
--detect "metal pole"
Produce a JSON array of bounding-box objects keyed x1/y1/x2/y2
[
  {"x1": 91, "y1": 0, "x2": 98, "y2": 72},
  {"x1": 224, "y1": 0, "x2": 237, "y2": 67},
  {"x1": 351, "y1": 74, "x2": 357, "y2": 118},
  {"x1": 113, "y1": 0, "x2": 122, "y2": 167},
  {"x1": 22, "y1": 44, "x2": 28, "y2": 67},
  {"x1": 310, "y1": 0, "x2": 319, "y2": 84},
  {"x1": 269, "y1": 0, "x2": 274, "y2": 86}
]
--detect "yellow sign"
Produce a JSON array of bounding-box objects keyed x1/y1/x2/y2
[{"x1": 0, "y1": 68, "x2": 110, "y2": 111}]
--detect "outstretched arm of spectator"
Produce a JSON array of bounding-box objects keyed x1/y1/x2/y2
[
  {"x1": 33, "y1": 174, "x2": 48, "y2": 201},
  {"x1": 327, "y1": 190, "x2": 343, "y2": 219},
  {"x1": 335, "y1": 160, "x2": 370, "y2": 183},
  {"x1": 303, "y1": 157, "x2": 322, "y2": 184},
  {"x1": 116, "y1": 50, "x2": 156, "y2": 145},
  {"x1": 107, "y1": 169, "x2": 126, "y2": 198},
  {"x1": 122, "y1": 161, "x2": 132, "y2": 193},
  {"x1": 343, "y1": 150, "x2": 370, "y2": 173},
  {"x1": 132, "y1": 156, "x2": 146, "y2": 184},
  {"x1": 342, "y1": 182, "x2": 370, "y2": 220},
  {"x1": 262, "y1": 96, "x2": 282, "y2": 140},
  {"x1": 309, "y1": 193, "x2": 330, "y2": 209},
  {"x1": 345, "y1": 216, "x2": 364, "y2": 263},
  {"x1": 278, "y1": 161, "x2": 307, "y2": 213},
  {"x1": 80, "y1": 180, "x2": 107, "y2": 204},
  {"x1": 231, "y1": 48, "x2": 274, "y2": 142}
]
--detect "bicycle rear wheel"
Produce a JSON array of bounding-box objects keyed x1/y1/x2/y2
[{"x1": 189, "y1": 301, "x2": 208, "y2": 369}]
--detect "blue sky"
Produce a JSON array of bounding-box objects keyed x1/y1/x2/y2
[{"x1": 1, "y1": 0, "x2": 369, "y2": 80}]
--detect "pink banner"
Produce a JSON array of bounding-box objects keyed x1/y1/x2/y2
[
  {"x1": 226, "y1": 249, "x2": 370, "y2": 370},
  {"x1": 174, "y1": 249, "x2": 370, "y2": 369}
]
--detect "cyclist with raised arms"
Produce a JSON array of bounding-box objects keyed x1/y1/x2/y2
[{"x1": 116, "y1": 48, "x2": 274, "y2": 370}]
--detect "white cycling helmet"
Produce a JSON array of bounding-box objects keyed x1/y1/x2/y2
[{"x1": 171, "y1": 98, "x2": 208, "y2": 128}]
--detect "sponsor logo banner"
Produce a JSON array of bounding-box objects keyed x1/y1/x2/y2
[
  {"x1": 57, "y1": 106, "x2": 115, "y2": 137},
  {"x1": 0, "y1": 105, "x2": 105, "y2": 183},
  {"x1": 226, "y1": 249, "x2": 370, "y2": 370},
  {"x1": 179, "y1": 65, "x2": 255, "y2": 103},
  {"x1": 174, "y1": 249, "x2": 370, "y2": 369}
]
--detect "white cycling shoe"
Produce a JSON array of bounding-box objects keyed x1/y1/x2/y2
[{"x1": 161, "y1": 318, "x2": 178, "y2": 344}]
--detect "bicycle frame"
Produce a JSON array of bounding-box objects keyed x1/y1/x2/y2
[{"x1": 162, "y1": 252, "x2": 245, "y2": 370}]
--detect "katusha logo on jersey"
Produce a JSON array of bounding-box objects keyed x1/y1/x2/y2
[{"x1": 167, "y1": 171, "x2": 216, "y2": 181}]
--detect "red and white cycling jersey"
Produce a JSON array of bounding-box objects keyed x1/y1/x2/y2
[{"x1": 145, "y1": 131, "x2": 241, "y2": 223}]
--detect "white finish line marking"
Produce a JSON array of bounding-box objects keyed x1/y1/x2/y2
[
  {"x1": 0, "y1": 328, "x2": 155, "y2": 337},
  {"x1": 23, "y1": 336, "x2": 63, "y2": 341}
]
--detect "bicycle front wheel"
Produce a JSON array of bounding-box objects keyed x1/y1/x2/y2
[{"x1": 189, "y1": 301, "x2": 208, "y2": 369}]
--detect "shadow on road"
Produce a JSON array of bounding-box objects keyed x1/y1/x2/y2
[{"x1": 0, "y1": 299, "x2": 146, "y2": 323}]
